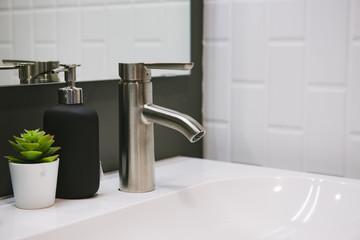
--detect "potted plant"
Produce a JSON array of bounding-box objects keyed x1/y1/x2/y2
[{"x1": 5, "y1": 129, "x2": 60, "y2": 209}]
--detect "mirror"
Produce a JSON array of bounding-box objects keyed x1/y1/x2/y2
[{"x1": 0, "y1": 0, "x2": 190, "y2": 86}]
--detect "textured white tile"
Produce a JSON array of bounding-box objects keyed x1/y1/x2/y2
[
  {"x1": 203, "y1": 42, "x2": 230, "y2": 122},
  {"x1": 106, "y1": 5, "x2": 133, "y2": 78},
  {"x1": 0, "y1": 47, "x2": 12, "y2": 63},
  {"x1": 231, "y1": 85, "x2": 266, "y2": 165},
  {"x1": 269, "y1": 45, "x2": 304, "y2": 127},
  {"x1": 58, "y1": 9, "x2": 81, "y2": 64},
  {"x1": 0, "y1": 13, "x2": 11, "y2": 43},
  {"x1": 349, "y1": 44, "x2": 360, "y2": 132},
  {"x1": 307, "y1": 0, "x2": 348, "y2": 84},
  {"x1": 57, "y1": 0, "x2": 79, "y2": 6},
  {"x1": 34, "y1": 10, "x2": 56, "y2": 43},
  {"x1": 82, "y1": 7, "x2": 106, "y2": 41},
  {"x1": 13, "y1": 0, "x2": 32, "y2": 8},
  {"x1": 269, "y1": 0, "x2": 305, "y2": 39},
  {"x1": 107, "y1": 0, "x2": 131, "y2": 4},
  {"x1": 134, "y1": 0, "x2": 162, "y2": 3},
  {"x1": 203, "y1": 0, "x2": 352, "y2": 177},
  {"x1": 203, "y1": 1, "x2": 230, "y2": 40},
  {"x1": 353, "y1": 0, "x2": 360, "y2": 38},
  {"x1": 34, "y1": 0, "x2": 56, "y2": 7},
  {"x1": 81, "y1": 0, "x2": 105, "y2": 5},
  {"x1": 82, "y1": 45, "x2": 106, "y2": 80},
  {"x1": 134, "y1": 3, "x2": 162, "y2": 41},
  {"x1": 268, "y1": 129, "x2": 303, "y2": 171},
  {"x1": 232, "y1": 1, "x2": 266, "y2": 81},
  {"x1": 305, "y1": 90, "x2": 345, "y2": 176},
  {"x1": 0, "y1": 71, "x2": 16, "y2": 85},
  {"x1": 162, "y1": 1, "x2": 190, "y2": 63},
  {"x1": 346, "y1": 136, "x2": 360, "y2": 179},
  {"x1": 133, "y1": 43, "x2": 162, "y2": 63},
  {"x1": 34, "y1": 45, "x2": 57, "y2": 60},
  {"x1": 0, "y1": 0, "x2": 190, "y2": 83},
  {"x1": 203, "y1": 121, "x2": 230, "y2": 162},
  {"x1": 0, "y1": 0, "x2": 11, "y2": 9},
  {"x1": 13, "y1": 12, "x2": 32, "y2": 59},
  {"x1": 0, "y1": 46, "x2": 15, "y2": 85}
]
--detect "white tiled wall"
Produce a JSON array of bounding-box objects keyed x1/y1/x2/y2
[
  {"x1": 0, "y1": 0, "x2": 190, "y2": 85},
  {"x1": 203, "y1": 0, "x2": 360, "y2": 179}
]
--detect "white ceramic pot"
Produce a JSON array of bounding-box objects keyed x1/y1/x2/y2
[{"x1": 9, "y1": 159, "x2": 59, "y2": 209}]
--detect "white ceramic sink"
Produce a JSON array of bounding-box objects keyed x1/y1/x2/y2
[{"x1": 2, "y1": 157, "x2": 360, "y2": 240}]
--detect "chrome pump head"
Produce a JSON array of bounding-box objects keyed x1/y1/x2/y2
[{"x1": 52, "y1": 64, "x2": 82, "y2": 104}]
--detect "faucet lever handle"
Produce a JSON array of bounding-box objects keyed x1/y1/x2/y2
[
  {"x1": 2, "y1": 59, "x2": 36, "y2": 65},
  {"x1": 144, "y1": 63, "x2": 194, "y2": 71},
  {"x1": 0, "y1": 62, "x2": 34, "y2": 69},
  {"x1": 118, "y1": 62, "x2": 194, "y2": 82}
]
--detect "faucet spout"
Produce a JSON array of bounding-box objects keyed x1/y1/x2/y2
[{"x1": 143, "y1": 104, "x2": 205, "y2": 143}]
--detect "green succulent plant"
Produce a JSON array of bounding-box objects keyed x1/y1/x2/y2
[{"x1": 5, "y1": 129, "x2": 60, "y2": 164}]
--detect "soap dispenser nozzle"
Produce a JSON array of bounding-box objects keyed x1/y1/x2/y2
[
  {"x1": 52, "y1": 64, "x2": 80, "y2": 85},
  {"x1": 52, "y1": 64, "x2": 83, "y2": 104}
]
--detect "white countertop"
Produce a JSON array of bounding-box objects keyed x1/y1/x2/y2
[{"x1": 1, "y1": 157, "x2": 359, "y2": 240}]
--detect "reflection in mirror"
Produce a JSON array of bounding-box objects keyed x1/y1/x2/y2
[
  {"x1": 0, "y1": 0, "x2": 190, "y2": 86},
  {"x1": 0, "y1": 59, "x2": 60, "y2": 84}
]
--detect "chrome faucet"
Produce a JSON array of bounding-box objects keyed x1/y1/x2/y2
[
  {"x1": 0, "y1": 62, "x2": 33, "y2": 84},
  {"x1": 118, "y1": 63, "x2": 205, "y2": 193},
  {"x1": 1, "y1": 59, "x2": 60, "y2": 84}
]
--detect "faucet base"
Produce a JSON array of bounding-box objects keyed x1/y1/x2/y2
[{"x1": 118, "y1": 187, "x2": 155, "y2": 193}]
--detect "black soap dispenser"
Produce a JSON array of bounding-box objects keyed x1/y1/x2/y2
[{"x1": 43, "y1": 64, "x2": 99, "y2": 199}]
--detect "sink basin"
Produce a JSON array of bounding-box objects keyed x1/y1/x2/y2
[
  {"x1": 35, "y1": 177, "x2": 360, "y2": 240},
  {"x1": 2, "y1": 157, "x2": 360, "y2": 240}
]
